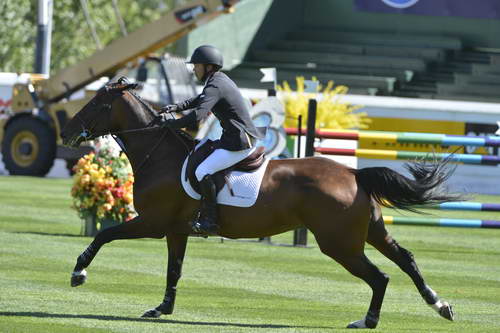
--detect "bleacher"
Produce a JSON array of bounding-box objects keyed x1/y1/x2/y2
[
  {"x1": 397, "y1": 50, "x2": 500, "y2": 102},
  {"x1": 227, "y1": 28, "x2": 500, "y2": 103}
]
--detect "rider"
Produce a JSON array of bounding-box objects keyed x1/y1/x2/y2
[{"x1": 154, "y1": 45, "x2": 265, "y2": 235}]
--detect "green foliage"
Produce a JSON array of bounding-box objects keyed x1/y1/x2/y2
[
  {"x1": 0, "y1": 0, "x2": 175, "y2": 74},
  {"x1": 0, "y1": 1, "x2": 35, "y2": 72}
]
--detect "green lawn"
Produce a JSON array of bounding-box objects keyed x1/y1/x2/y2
[{"x1": 1, "y1": 176, "x2": 499, "y2": 332}]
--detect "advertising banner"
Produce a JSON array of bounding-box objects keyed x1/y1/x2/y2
[{"x1": 354, "y1": 0, "x2": 500, "y2": 19}]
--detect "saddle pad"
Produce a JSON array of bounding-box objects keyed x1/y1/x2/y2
[{"x1": 181, "y1": 156, "x2": 270, "y2": 208}]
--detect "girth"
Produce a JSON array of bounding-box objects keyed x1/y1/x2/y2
[{"x1": 185, "y1": 139, "x2": 265, "y2": 195}]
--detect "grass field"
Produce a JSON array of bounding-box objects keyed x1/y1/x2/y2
[{"x1": 1, "y1": 176, "x2": 499, "y2": 332}]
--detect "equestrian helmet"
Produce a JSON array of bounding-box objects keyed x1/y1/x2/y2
[{"x1": 187, "y1": 45, "x2": 223, "y2": 68}]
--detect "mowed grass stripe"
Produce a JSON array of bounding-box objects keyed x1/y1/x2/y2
[{"x1": 1, "y1": 176, "x2": 500, "y2": 332}]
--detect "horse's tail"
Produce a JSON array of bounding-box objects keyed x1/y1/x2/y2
[{"x1": 354, "y1": 156, "x2": 463, "y2": 212}]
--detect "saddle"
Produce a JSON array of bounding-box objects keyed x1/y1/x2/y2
[{"x1": 185, "y1": 139, "x2": 266, "y2": 195}]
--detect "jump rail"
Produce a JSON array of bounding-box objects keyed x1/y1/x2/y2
[
  {"x1": 285, "y1": 128, "x2": 500, "y2": 147},
  {"x1": 315, "y1": 147, "x2": 500, "y2": 165},
  {"x1": 420, "y1": 202, "x2": 500, "y2": 212},
  {"x1": 384, "y1": 215, "x2": 500, "y2": 228}
]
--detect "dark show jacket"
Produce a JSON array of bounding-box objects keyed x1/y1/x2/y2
[{"x1": 171, "y1": 72, "x2": 265, "y2": 151}]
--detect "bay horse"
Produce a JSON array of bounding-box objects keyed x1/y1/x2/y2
[{"x1": 61, "y1": 79, "x2": 458, "y2": 329}]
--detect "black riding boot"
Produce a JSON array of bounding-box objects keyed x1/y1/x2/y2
[{"x1": 191, "y1": 175, "x2": 219, "y2": 236}]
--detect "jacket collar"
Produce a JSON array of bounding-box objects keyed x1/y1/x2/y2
[{"x1": 203, "y1": 71, "x2": 217, "y2": 86}]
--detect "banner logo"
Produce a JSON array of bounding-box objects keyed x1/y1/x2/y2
[
  {"x1": 174, "y1": 5, "x2": 207, "y2": 23},
  {"x1": 381, "y1": 0, "x2": 420, "y2": 9}
]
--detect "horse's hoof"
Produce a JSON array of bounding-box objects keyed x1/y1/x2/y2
[
  {"x1": 158, "y1": 301, "x2": 174, "y2": 315},
  {"x1": 141, "y1": 308, "x2": 162, "y2": 318},
  {"x1": 439, "y1": 302, "x2": 454, "y2": 321},
  {"x1": 71, "y1": 269, "x2": 87, "y2": 287},
  {"x1": 347, "y1": 319, "x2": 368, "y2": 329},
  {"x1": 347, "y1": 315, "x2": 377, "y2": 329}
]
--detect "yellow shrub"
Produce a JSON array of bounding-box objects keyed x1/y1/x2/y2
[{"x1": 278, "y1": 76, "x2": 371, "y2": 130}]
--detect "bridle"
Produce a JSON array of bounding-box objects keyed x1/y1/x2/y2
[
  {"x1": 73, "y1": 77, "x2": 190, "y2": 175},
  {"x1": 74, "y1": 78, "x2": 155, "y2": 138}
]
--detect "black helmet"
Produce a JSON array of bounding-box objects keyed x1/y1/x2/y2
[{"x1": 187, "y1": 45, "x2": 223, "y2": 67}]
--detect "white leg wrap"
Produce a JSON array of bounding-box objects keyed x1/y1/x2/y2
[
  {"x1": 430, "y1": 299, "x2": 445, "y2": 312},
  {"x1": 425, "y1": 286, "x2": 444, "y2": 313},
  {"x1": 72, "y1": 269, "x2": 87, "y2": 277}
]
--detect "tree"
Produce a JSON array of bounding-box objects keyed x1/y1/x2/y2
[
  {"x1": 0, "y1": 0, "x2": 174, "y2": 74},
  {"x1": 0, "y1": 1, "x2": 35, "y2": 73}
]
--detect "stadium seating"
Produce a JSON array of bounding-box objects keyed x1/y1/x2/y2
[{"x1": 228, "y1": 28, "x2": 500, "y2": 102}]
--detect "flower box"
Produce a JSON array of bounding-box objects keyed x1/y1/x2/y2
[
  {"x1": 83, "y1": 215, "x2": 120, "y2": 237},
  {"x1": 71, "y1": 137, "x2": 136, "y2": 236}
]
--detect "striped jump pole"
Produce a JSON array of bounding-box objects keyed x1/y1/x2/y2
[
  {"x1": 285, "y1": 128, "x2": 500, "y2": 148},
  {"x1": 384, "y1": 216, "x2": 500, "y2": 228},
  {"x1": 423, "y1": 202, "x2": 500, "y2": 212},
  {"x1": 315, "y1": 147, "x2": 500, "y2": 165}
]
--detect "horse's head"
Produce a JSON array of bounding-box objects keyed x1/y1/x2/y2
[{"x1": 61, "y1": 78, "x2": 139, "y2": 147}]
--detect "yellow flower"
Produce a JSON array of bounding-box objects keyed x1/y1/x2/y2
[
  {"x1": 89, "y1": 168, "x2": 99, "y2": 179},
  {"x1": 278, "y1": 76, "x2": 371, "y2": 130},
  {"x1": 123, "y1": 193, "x2": 133, "y2": 204},
  {"x1": 80, "y1": 174, "x2": 90, "y2": 185},
  {"x1": 77, "y1": 157, "x2": 87, "y2": 167}
]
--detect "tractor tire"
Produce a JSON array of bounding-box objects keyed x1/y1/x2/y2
[
  {"x1": 2, "y1": 117, "x2": 56, "y2": 176},
  {"x1": 66, "y1": 159, "x2": 78, "y2": 175}
]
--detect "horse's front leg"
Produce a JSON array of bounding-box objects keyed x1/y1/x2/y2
[
  {"x1": 142, "y1": 232, "x2": 188, "y2": 318},
  {"x1": 71, "y1": 216, "x2": 162, "y2": 287}
]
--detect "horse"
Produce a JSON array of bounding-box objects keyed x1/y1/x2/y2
[{"x1": 61, "y1": 79, "x2": 458, "y2": 329}]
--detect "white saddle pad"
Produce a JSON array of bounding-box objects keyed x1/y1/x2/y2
[{"x1": 181, "y1": 155, "x2": 269, "y2": 208}]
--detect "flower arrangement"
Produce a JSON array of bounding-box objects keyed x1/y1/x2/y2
[
  {"x1": 278, "y1": 76, "x2": 371, "y2": 130},
  {"x1": 70, "y1": 137, "x2": 136, "y2": 223}
]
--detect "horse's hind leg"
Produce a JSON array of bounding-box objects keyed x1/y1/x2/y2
[
  {"x1": 71, "y1": 216, "x2": 163, "y2": 287},
  {"x1": 315, "y1": 236, "x2": 389, "y2": 329},
  {"x1": 366, "y1": 215, "x2": 454, "y2": 321}
]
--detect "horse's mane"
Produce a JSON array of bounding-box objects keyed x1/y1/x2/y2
[{"x1": 122, "y1": 84, "x2": 197, "y2": 150}]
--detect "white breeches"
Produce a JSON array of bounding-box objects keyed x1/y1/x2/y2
[{"x1": 195, "y1": 147, "x2": 257, "y2": 181}]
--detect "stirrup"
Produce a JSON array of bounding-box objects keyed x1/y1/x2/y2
[
  {"x1": 191, "y1": 217, "x2": 219, "y2": 236},
  {"x1": 191, "y1": 222, "x2": 219, "y2": 235}
]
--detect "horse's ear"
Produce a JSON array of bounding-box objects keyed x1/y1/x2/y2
[
  {"x1": 116, "y1": 83, "x2": 139, "y2": 92},
  {"x1": 117, "y1": 76, "x2": 129, "y2": 84},
  {"x1": 112, "y1": 77, "x2": 138, "y2": 92}
]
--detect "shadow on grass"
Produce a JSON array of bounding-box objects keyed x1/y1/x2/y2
[
  {"x1": 13, "y1": 231, "x2": 83, "y2": 238},
  {"x1": 0, "y1": 311, "x2": 332, "y2": 330}
]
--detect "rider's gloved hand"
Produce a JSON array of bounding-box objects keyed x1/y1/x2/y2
[
  {"x1": 153, "y1": 112, "x2": 194, "y2": 129},
  {"x1": 159, "y1": 104, "x2": 179, "y2": 114},
  {"x1": 153, "y1": 114, "x2": 175, "y2": 128}
]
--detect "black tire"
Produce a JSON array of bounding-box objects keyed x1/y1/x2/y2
[
  {"x1": 66, "y1": 159, "x2": 78, "y2": 175},
  {"x1": 2, "y1": 116, "x2": 56, "y2": 176}
]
